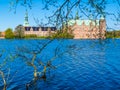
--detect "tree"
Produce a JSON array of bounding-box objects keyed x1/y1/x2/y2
[
  {"x1": 14, "y1": 24, "x2": 24, "y2": 38},
  {"x1": 106, "y1": 30, "x2": 120, "y2": 38},
  {"x1": 9, "y1": 0, "x2": 120, "y2": 89},
  {"x1": 16, "y1": 39, "x2": 76, "y2": 89},
  {"x1": 51, "y1": 30, "x2": 74, "y2": 39},
  {"x1": 0, "y1": 51, "x2": 7, "y2": 90},
  {"x1": 11, "y1": 0, "x2": 120, "y2": 37},
  {"x1": 11, "y1": 0, "x2": 120, "y2": 26},
  {"x1": 0, "y1": 32, "x2": 1, "y2": 37},
  {"x1": 5, "y1": 28, "x2": 14, "y2": 39},
  {"x1": 0, "y1": 50, "x2": 17, "y2": 90}
]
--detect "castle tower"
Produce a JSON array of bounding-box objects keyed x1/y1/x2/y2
[
  {"x1": 99, "y1": 15, "x2": 106, "y2": 39},
  {"x1": 75, "y1": 11, "x2": 79, "y2": 20},
  {"x1": 24, "y1": 10, "x2": 29, "y2": 26},
  {"x1": 89, "y1": 14, "x2": 93, "y2": 20}
]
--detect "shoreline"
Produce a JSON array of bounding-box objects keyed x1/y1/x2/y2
[
  {"x1": 0, "y1": 38, "x2": 120, "y2": 40},
  {"x1": 0, "y1": 37, "x2": 5, "y2": 39}
]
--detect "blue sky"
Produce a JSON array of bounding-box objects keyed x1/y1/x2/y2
[
  {"x1": 0, "y1": 0, "x2": 50, "y2": 31},
  {"x1": 0, "y1": 0, "x2": 120, "y2": 31}
]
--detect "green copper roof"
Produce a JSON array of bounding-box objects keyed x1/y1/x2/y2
[
  {"x1": 100, "y1": 15, "x2": 105, "y2": 20},
  {"x1": 24, "y1": 10, "x2": 29, "y2": 26},
  {"x1": 75, "y1": 11, "x2": 80, "y2": 20},
  {"x1": 68, "y1": 19, "x2": 100, "y2": 26}
]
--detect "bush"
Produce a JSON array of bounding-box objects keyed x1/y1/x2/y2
[
  {"x1": 106, "y1": 30, "x2": 120, "y2": 38},
  {"x1": 5, "y1": 28, "x2": 14, "y2": 39},
  {"x1": 14, "y1": 25, "x2": 24, "y2": 38},
  {"x1": 51, "y1": 31, "x2": 74, "y2": 39},
  {"x1": 25, "y1": 34, "x2": 37, "y2": 39}
]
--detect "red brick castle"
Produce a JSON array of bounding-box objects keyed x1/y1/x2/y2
[{"x1": 67, "y1": 13, "x2": 106, "y2": 39}]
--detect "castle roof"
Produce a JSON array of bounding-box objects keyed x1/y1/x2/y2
[
  {"x1": 68, "y1": 19, "x2": 100, "y2": 26},
  {"x1": 100, "y1": 15, "x2": 105, "y2": 20},
  {"x1": 24, "y1": 10, "x2": 29, "y2": 26},
  {"x1": 24, "y1": 26, "x2": 56, "y2": 31}
]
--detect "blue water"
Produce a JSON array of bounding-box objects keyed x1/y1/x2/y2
[{"x1": 0, "y1": 39, "x2": 120, "y2": 90}]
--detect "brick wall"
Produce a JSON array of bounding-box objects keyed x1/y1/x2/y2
[{"x1": 70, "y1": 20, "x2": 106, "y2": 39}]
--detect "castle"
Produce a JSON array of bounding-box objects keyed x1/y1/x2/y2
[
  {"x1": 67, "y1": 13, "x2": 106, "y2": 39},
  {"x1": 23, "y1": 10, "x2": 56, "y2": 37},
  {"x1": 18, "y1": 10, "x2": 106, "y2": 39}
]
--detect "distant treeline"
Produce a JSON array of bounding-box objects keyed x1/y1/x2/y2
[{"x1": 106, "y1": 30, "x2": 120, "y2": 38}]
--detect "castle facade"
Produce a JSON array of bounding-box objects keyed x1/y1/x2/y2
[
  {"x1": 23, "y1": 10, "x2": 56, "y2": 37},
  {"x1": 22, "y1": 10, "x2": 106, "y2": 39},
  {"x1": 24, "y1": 26, "x2": 56, "y2": 37},
  {"x1": 67, "y1": 15, "x2": 106, "y2": 39}
]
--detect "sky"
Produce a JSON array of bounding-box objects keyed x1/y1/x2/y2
[
  {"x1": 0, "y1": 0, "x2": 120, "y2": 31},
  {"x1": 0, "y1": 0, "x2": 50, "y2": 31}
]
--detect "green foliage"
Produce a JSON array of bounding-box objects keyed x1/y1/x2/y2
[
  {"x1": 51, "y1": 31, "x2": 74, "y2": 39},
  {"x1": 38, "y1": 36, "x2": 49, "y2": 39},
  {"x1": 5, "y1": 28, "x2": 14, "y2": 39},
  {"x1": 106, "y1": 30, "x2": 120, "y2": 38},
  {"x1": 24, "y1": 34, "x2": 37, "y2": 39},
  {"x1": 0, "y1": 32, "x2": 1, "y2": 37},
  {"x1": 14, "y1": 25, "x2": 24, "y2": 38},
  {"x1": 25, "y1": 35, "x2": 51, "y2": 39}
]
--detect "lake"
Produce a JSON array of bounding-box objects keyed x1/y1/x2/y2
[{"x1": 0, "y1": 39, "x2": 120, "y2": 90}]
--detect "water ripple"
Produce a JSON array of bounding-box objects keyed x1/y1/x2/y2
[{"x1": 0, "y1": 39, "x2": 120, "y2": 90}]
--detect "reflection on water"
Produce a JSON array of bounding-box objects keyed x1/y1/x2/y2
[{"x1": 0, "y1": 39, "x2": 120, "y2": 90}]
